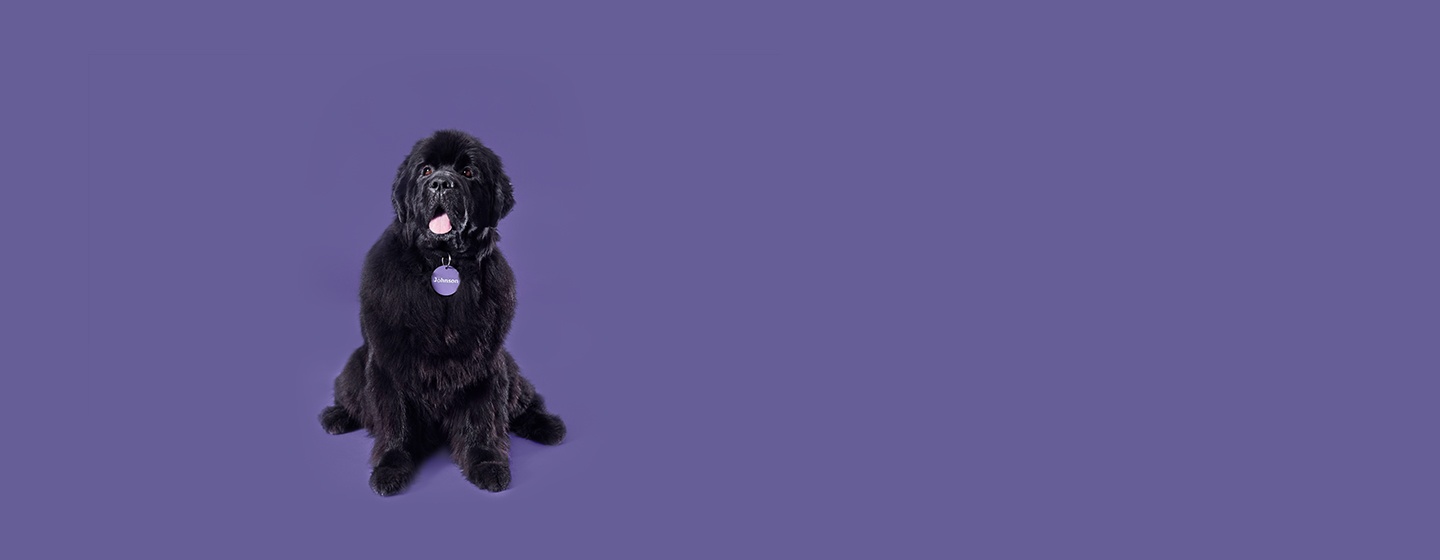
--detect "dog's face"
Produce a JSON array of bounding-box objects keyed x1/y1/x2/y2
[{"x1": 391, "y1": 130, "x2": 514, "y2": 252}]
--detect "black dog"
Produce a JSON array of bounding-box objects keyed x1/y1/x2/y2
[{"x1": 320, "y1": 130, "x2": 565, "y2": 496}]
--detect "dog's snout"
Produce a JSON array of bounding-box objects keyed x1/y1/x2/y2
[{"x1": 428, "y1": 171, "x2": 458, "y2": 190}]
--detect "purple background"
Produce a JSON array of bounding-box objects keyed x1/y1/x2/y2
[{"x1": 3, "y1": 2, "x2": 1438, "y2": 558}]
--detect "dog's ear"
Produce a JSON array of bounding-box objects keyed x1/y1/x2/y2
[
  {"x1": 391, "y1": 140, "x2": 427, "y2": 222},
  {"x1": 497, "y1": 173, "x2": 515, "y2": 220},
  {"x1": 390, "y1": 162, "x2": 409, "y2": 222},
  {"x1": 476, "y1": 143, "x2": 515, "y2": 222}
]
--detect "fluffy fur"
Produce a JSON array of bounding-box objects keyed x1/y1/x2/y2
[{"x1": 320, "y1": 130, "x2": 565, "y2": 496}]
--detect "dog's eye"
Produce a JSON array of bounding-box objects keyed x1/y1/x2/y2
[
  {"x1": 421, "y1": 166, "x2": 433, "y2": 176},
  {"x1": 462, "y1": 167, "x2": 475, "y2": 178}
]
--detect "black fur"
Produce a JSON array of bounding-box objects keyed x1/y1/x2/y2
[{"x1": 321, "y1": 130, "x2": 565, "y2": 496}]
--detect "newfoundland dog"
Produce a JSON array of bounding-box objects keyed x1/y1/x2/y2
[{"x1": 319, "y1": 130, "x2": 565, "y2": 495}]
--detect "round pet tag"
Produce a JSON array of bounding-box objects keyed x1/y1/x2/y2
[{"x1": 432, "y1": 265, "x2": 461, "y2": 296}]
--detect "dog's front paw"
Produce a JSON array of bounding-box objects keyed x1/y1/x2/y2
[
  {"x1": 319, "y1": 405, "x2": 360, "y2": 435},
  {"x1": 464, "y1": 461, "x2": 511, "y2": 492},
  {"x1": 370, "y1": 464, "x2": 414, "y2": 496},
  {"x1": 513, "y1": 412, "x2": 567, "y2": 446},
  {"x1": 369, "y1": 453, "x2": 416, "y2": 497}
]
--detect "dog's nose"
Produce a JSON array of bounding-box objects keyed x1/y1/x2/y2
[{"x1": 428, "y1": 172, "x2": 458, "y2": 190}]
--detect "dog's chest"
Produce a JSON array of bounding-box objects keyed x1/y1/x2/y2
[
  {"x1": 413, "y1": 281, "x2": 489, "y2": 352},
  {"x1": 392, "y1": 290, "x2": 492, "y2": 401},
  {"x1": 360, "y1": 247, "x2": 514, "y2": 373}
]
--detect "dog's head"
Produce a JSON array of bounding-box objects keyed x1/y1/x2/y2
[{"x1": 391, "y1": 129, "x2": 514, "y2": 254}]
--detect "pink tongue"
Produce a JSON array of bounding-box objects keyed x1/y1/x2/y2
[{"x1": 428, "y1": 213, "x2": 452, "y2": 234}]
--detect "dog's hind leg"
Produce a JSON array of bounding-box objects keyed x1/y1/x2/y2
[
  {"x1": 320, "y1": 345, "x2": 367, "y2": 435},
  {"x1": 506, "y1": 352, "x2": 567, "y2": 446}
]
